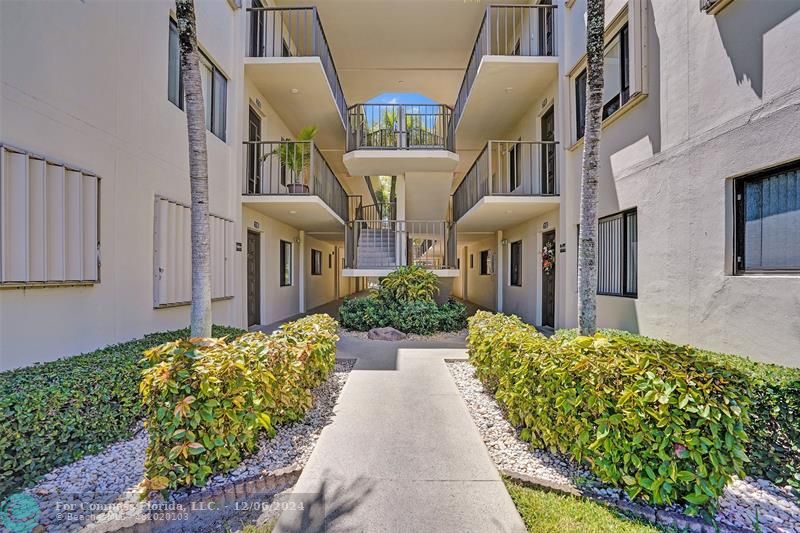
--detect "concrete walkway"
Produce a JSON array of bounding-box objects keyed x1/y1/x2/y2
[{"x1": 275, "y1": 334, "x2": 526, "y2": 532}]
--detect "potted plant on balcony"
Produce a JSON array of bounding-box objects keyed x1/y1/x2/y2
[{"x1": 267, "y1": 125, "x2": 318, "y2": 193}]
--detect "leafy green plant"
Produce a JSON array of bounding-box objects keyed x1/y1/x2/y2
[
  {"x1": 436, "y1": 299, "x2": 469, "y2": 332},
  {"x1": 468, "y1": 312, "x2": 750, "y2": 515},
  {"x1": 379, "y1": 265, "x2": 439, "y2": 302},
  {"x1": 555, "y1": 328, "x2": 800, "y2": 492},
  {"x1": 266, "y1": 125, "x2": 318, "y2": 185},
  {"x1": 0, "y1": 325, "x2": 243, "y2": 499},
  {"x1": 338, "y1": 295, "x2": 387, "y2": 331},
  {"x1": 339, "y1": 296, "x2": 467, "y2": 335},
  {"x1": 139, "y1": 315, "x2": 337, "y2": 493}
]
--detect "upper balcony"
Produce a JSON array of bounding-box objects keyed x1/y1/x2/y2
[
  {"x1": 242, "y1": 140, "x2": 348, "y2": 231},
  {"x1": 452, "y1": 140, "x2": 559, "y2": 232},
  {"x1": 343, "y1": 103, "x2": 459, "y2": 176},
  {"x1": 245, "y1": 7, "x2": 346, "y2": 150},
  {"x1": 453, "y1": 5, "x2": 559, "y2": 148}
]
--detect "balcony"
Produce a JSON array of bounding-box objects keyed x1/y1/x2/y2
[
  {"x1": 245, "y1": 7, "x2": 346, "y2": 149},
  {"x1": 343, "y1": 219, "x2": 458, "y2": 277},
  {"x1": 454, "y1": 5, "x2": 559, "y2": 148},
  {"x1": 452, "y1": 140, "x2": 559, "y2": 232},
  {"x1": 343, "y1": 104, "x2": 459, "y2": 176},
  {"x1": 242, "y1": 140, "x2": 348, "y2": 231}
]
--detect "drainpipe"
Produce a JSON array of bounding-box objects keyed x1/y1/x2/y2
[
  {"x1": 298, "y1": 230, "x2": 306, "y2": 313},
  {"x1": 496, "y1": 230, "x2": 504, "y2": 312}
]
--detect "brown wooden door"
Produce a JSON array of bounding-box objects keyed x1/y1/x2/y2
[
  {"x1": 540, "y1": 106, "x2": 555, "y2": 194},
  {"x1": 247, "y1": 230, "x2": 261, "y2": 326},
  {"x1": 542, "y1": 230, "x2": 556, "y2": 328}
]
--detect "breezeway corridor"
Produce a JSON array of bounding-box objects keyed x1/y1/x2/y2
[{"x1": 274, "y1": 333, "x2": 526, "y2": 532}]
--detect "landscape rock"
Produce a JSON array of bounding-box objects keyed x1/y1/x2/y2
[{"x1": 367, "y1": 327, "x2": 407, "y2": 341}]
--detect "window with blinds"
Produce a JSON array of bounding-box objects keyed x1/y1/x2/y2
[
  {"x1": 153, "y1": 196, "x2": 234, "y2": 307},
  {"x1": 735, "y1": 162, "x2": 800, "y2": 273},
  {"x1": 597, "y1": 209, "x2": 637, "y2": 297},
  {"x1": 1, "y1": 145, "x2": 100, "y2": 286},
  {"x1": 168, "y1": 19, "x2": 228, "y2": 141}
]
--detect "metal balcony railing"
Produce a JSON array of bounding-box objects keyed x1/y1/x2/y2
[
  {"x1": 345, "y1": 220, "x2": 457, "y2": 270},
  {"x1": 454, "y1": 4, "x2": 558, "y2": 128},
  {"x1": 346, "y1": 104, "x2": 455, "y2": 152},
  {"x1": 247, "y1": 6, "x2": 347, "y2": 126},
  {"x1": 452, "y1": 140, "x2": 558, "y2": 222},
  {"x1": 243, "y1": 140, "x2": 348, "y2": 222}
]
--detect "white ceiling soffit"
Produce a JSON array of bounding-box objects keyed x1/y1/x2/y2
[{"x1": 272, "y1": 0, "x2": 530, "y2": 104}]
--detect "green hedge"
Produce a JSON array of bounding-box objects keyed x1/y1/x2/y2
[
  {"x1": 140, "y1": 314, "x2": 338, "y2": 492},
  {"x1": 340, "y1": 296, "x2": 467, "y2": 335},
  {"x1": 0, "y1": 325, "x2": 243, "y2": 499},
  {"x1": 554, "y1": 328, "x2": 800, "y2": 491},
  {"x1": 468, "y1": 312, "x2": 750, "y2": 514}
]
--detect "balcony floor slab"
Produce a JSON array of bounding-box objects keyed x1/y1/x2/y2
[
  {"x1": 456, "y1": 56, "x2": 558, "y2": 149},
  {"x1": 343, "y1": 149, "x2": 459, "y2": 176},
  {"x1": 456, "y1": 195, "x2": 560, "y2": 232},
  {"x1": 343, "y1": 268, "x2": 459, "y2": 278},
  {"x1": 242, "y1": 195, "x2": 344, "y2": 233},
  {"x1": 245, "y1": 58, "x2": 345, "y2": 150}
]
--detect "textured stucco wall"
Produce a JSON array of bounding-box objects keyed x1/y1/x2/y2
[
  {"x1": 558, "y1": 0, "x2": 800, "y2": 365},
  {"x1": 0, "y1": 0, "x2": 242, "y2": 370}
]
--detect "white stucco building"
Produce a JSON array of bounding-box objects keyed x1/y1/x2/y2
[{"x1": 1, "y1": 0, "x2": 798, "y2": 370}]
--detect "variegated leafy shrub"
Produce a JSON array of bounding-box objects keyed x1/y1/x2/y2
[
  {"x1": 139, "y1": 314, "x2": 338, "y2": 493},
  {"x1": 467, "y1": 311, "x2": 750, "y2": 515}
]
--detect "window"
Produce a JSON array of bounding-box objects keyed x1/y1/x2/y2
[
  {"x1": 311, "y1": 249, "x2": 322, "y2": 275},
  {"x1": 328, "y1": 253, "x2": 332, "y2": 269},
  {"x1": 480, "y1": 250, "x2": 490, "y2": 275},
  {"x1": 597, "y1": 209, "x2": 637, "y2": 297},
  {"x1": 168, "y1": 20, "x2": 227, "y2": 141},
  {"x1": 153, "y1": 196, "x2": 234, "y2": 307},
  {"x1": 469, "y1": 254, "x2": 474, "y2": 269},
  {"x1": 575, "y1": 24, "x2": 629, "y2": 139},
  {"x1": 280, "y1": 240, "x2": 293, "y2": 286},
  {"x1": 510, "y1": 241, "x2": 522, "y2": 286},
  {"x1": 735, "y1": 162, "x2": 800, "y2": 273},
  {"x1": 0, "y1": 145, "x2": 100, "y2": 286},
  {"x1": 168, "y1": 20, "x2": 183, "y2": 109}
]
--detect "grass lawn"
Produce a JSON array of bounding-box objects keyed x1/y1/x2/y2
[{"x1": 504, "y1": 478, "x2": 666, "y2": 533}]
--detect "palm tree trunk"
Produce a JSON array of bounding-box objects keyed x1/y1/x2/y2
[
  {"x1": 577, "y1": 0, "x2": 605, "y2": 335},
  {"x1": 176, "y1": 0, "x2": 212, "y2": 337}
]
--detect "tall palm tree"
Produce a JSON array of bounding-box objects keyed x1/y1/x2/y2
[
  {"x1": 577, "y1": 0, "x2": 605, "y2": 335},
  {"x1": 176, "y1": 0, "x2": 212, "y2": 337}
]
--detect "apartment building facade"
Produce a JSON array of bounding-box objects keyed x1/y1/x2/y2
[{"x1": 0, "y1": 0, "x2": 798, "y2": 370}]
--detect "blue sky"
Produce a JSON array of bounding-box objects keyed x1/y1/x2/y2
[{"x1": 367, "y1": 92, "x2": 438, "y2": 105}]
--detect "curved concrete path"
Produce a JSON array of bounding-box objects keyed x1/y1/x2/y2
[{"x1": 275, "y1": 334, "x2": 526, "y2": 532}]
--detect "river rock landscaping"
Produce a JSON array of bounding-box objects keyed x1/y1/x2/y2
[
  {"x1": 448, "y1": 360, "x2": 800, "y2": 533},
  {"x1": 23, "y1": 359, "x2": 354, "y2": 532}
]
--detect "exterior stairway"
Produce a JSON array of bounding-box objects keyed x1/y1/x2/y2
[{"x1": 355, "y1": 226, "x2": 397, "y2": 267}]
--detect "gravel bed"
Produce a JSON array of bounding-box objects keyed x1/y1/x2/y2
[
  {"x1": 338, "y1": 327, "x2": 467, "y2": 341},
  {"x1": 447, "y1": 360, "x2": 800, "y2": 533},
  {"x1": 25, "y1": 360, "x2": 354, "y2": 533}
]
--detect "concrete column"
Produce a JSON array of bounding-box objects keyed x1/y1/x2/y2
[
  {"x1": 298, "y1": 230, "x2": 306, "y2": 313},
  {"x1": 496, "y1": 230, "x2": 503, "y2": 312},
  {"x1": 396, "y1": 176, "x2": 407, "y2": 266}
]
